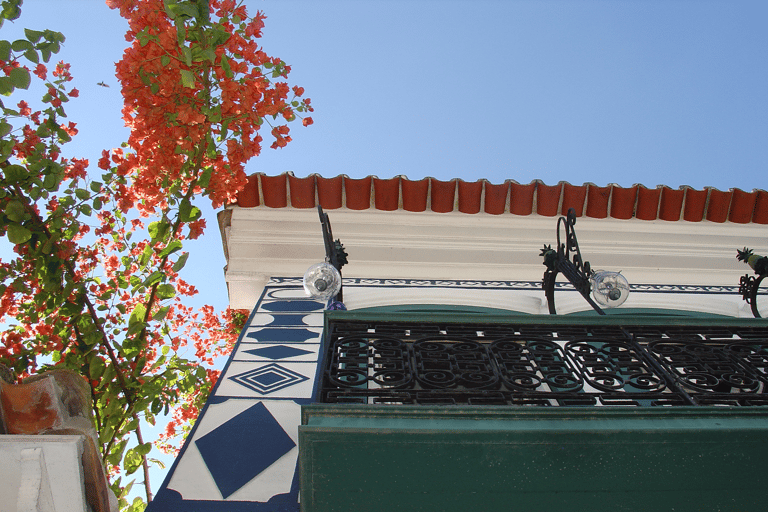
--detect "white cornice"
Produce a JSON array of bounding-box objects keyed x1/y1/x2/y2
[{"x1": 220, "y1": 206, "x2": 767, "y2": 309}]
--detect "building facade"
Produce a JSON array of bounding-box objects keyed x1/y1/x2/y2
[{"x1": 148, "y1": 174, "x2": 768, "y2": 511}]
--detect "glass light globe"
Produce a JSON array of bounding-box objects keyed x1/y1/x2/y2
[
  {"x1": 590, "y1": 270, "x2": 630, "y2": 308},
  {"x1": 303, "y1": 262, "x2": 342, "y2": 299}
]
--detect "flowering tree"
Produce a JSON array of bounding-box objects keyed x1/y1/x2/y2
[{"x1": 0, "y1": 0, "x2": 311, "y2": 509}]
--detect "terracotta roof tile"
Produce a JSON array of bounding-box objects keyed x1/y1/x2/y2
[
  {"x1": 344, "y1": 176, "x2": 371, "y2": 210},
  {"x1": 754, "y1": 191, "x2": 768, "y2": 224},
  {"x1": 288, "y1": 174, "x2": 315, "y2": 208},
  {"x1": 536, "y1": 182, "x2": 561, "y2": 217},
  {"x1": 236, "y1": 173, "x2": 768, "y2": 224},
  {"x1": 317, "y1": 175, "x2": 342, "y2": 209},
  {"x1": 484, "y1": 181, "x2": 509, "y2": 215},
  {"x1": 260, "y1": 174, "x2": 287, "y2": 208},
  {"x1": 373, "y1": 177, "x2": 399, "y2": 211},
  {"x1": 509, "y1": 181, "x2": 535, "y2": 215},
  {"x1": 707, "y1": 188, "x2": 732, "y2": 223},
  {"x1": 562, "y1": 182, "x2": 586, "y2": 217},
  {"x1": 659, "y1": 186, "x2": 684, "y2": 221},
  {"x1": 458, "y1": 180, "x2": 482, "y2": 214},
  {"x1": 402, "y1": 177, "x2": 428, "y2": 212},
  {"x1": 585, "y1": 184, "x2": 610, "y2": 218},
  {"x1": 610, "y1": 185, "x2": 637, "y2": 220},
  {"x1": 683, "y1": 187, "x2": 707, "y2": 222},
  {"x1": 430, "y1": 178, "x2": 456, "y2": 213},
  {"x1": 636, "y1": 186, "x2": 661, "y2": 221}
]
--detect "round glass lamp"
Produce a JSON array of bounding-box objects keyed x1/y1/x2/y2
[
  {"x1": 303, "y1": 262, "x2": 342, "y2": 299},
  {"x1": 590, "y1": 270, "x2": 630, "y2": 308}
]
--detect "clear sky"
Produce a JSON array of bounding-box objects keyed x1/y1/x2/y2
[{"x1": 4, "y1": 0, "x2": 768, "y2": 498}]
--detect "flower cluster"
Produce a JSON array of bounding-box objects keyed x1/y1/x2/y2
[{"x1": 0, "y1": 1, "x2": 311, "y2": 508}]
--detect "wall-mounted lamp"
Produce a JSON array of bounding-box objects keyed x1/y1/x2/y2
[
  {"x1": 737, "y1": 247, "x2": 768, "y2": 318},
  {"x1": 541, "y1": 208, "x2": 629, "y2": 315},
  {"x1": 303, "y1": 206, "x2": 348, "y2": 308}
]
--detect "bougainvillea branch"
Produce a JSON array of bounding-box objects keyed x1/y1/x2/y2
[{"x1": 0, "y1": 1, "x2": 311, "y2": 510}]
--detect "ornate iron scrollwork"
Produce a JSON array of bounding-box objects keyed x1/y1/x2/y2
[
  {"x1": 316, "y1": 205, "x2": 348, "y2": 303},
  {"x1": 320, "y1": 320, "x2": 768, "y2": 407},
  {"x1": 541, "y1": 208, "x2": 605, "y2": 315},
  {"x1": 737, "y1": 248, "x2": 768, "y2": 318}
]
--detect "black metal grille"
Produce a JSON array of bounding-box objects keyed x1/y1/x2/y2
[{"x1": 318, "y1": 320, "x2": 768, "y2": 406}]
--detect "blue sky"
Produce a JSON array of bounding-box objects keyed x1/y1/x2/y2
[{"x1": 4, "y1": 0, "x2": 768, "y2": 498}]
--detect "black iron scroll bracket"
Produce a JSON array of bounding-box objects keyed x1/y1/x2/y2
[
  {"x1": 542, "y1": 208, "x2": 605, "y2": 315},
  {"x1": 740, "y1": 274, "x2": 766, "y2": 318},
  {"x1": 317, "y1": 205, "x2": 348, "y2": 302}
]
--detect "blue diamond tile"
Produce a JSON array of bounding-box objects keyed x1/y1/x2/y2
[
  {"x1": 245, "y1": 346, "x2": 312, "y2": 360},
  {"x1": 229, "y1": 364, "x2": 309, "y2": 394},
  {"x1": 195, "y1": 402, "x2": 295, "y2": 499}
]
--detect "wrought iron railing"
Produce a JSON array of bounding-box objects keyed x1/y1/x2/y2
[{"x1": 318, "y1": 319, "x2": 768, "y2": 406}]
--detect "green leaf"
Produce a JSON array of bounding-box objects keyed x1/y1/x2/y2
[
  {"x1": 181, "y1": 46, "x2": 192, "y2": 67},
  {"x1": 220, "y1": 54, "x2": 232, "y2": 78},
  {"x1": 124, "y1": 448, "x2": 142, "y2": 475},
  {"x1": 153, "y1": 305, "x2": 170, "y2": 321},
  {"x1": 161, "y1": 55, "x2": 170, "y2": 67},
  {"x1": 172, "y1": 252, "x2": 189, "y2": 272},
  {"x1": 24, "y1": 29, "x2": 43, "y2": 43},
  {"x1": 143, "y1": 271, "x2": 164, "y2": 287},
  {"x1": 11, "y1": 39, "x2": 33, "y2": 52},
  {"x1": 156, "y1": 284, "x2": 175, "y2": 300},
  {"x1": 148, "y1": 220, "x2": 170, "y2": 242},
  {"x1": 9, "y1": 66, "x2": 30, "y2": 90},
  {"x1": 7, "y1": 223, "x2": 31, "y2": 244},
  {"x1": 178, "y1": 198, "x2": 201, "y2": 222},
  {"x1": 159, "y1": 240, "x2": 182, "y2": 258},
  {"x1": 75, "y1": 188, "x2": 90, "y2": 200},
  {"x1": 180, "y1": 69, "x2": 195, "y2": 88},
  {"x1": 0, "y1": 76, "x2": 12, "y2": 96},
  {"x1": 128, "y1": 304, "x2": 147, "y2": 330},
  {"x1": 0, "y1": 40, "x2": 11, "y2": 62},
  {"x1": 23, "y1": 48, "x2": 38, "y2": 64},
  {"x1": 4, "y1": 199, "x2": 24, "y2": 222},
  {"x1": 136, "y1": 442, "x2": 152, "y2": 456}
]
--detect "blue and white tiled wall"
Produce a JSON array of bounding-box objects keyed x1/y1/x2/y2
[{"x1": 148, "y1": 285, "x2": 324, "y2": 511}]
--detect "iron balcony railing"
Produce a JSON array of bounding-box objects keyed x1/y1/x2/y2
[{"x1": 318, "y1": 318, "x2": 768, "y2": 407}]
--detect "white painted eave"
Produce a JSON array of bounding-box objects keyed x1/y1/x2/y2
[{"x1": 219, "y1": 206, "x2": 766, "y2": 310}]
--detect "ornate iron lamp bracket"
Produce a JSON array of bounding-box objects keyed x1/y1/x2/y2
[
  {"x1": 317, "y1": 205, "x2": 348, "y2": 303},
  {"x1": 542, "y1": 208, "x2": 605, "y2": 315},
  {"x1": 737, "y1": 247, "x2": 768, "y2": 318}
]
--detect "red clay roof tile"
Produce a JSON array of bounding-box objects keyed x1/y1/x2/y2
[
  {"x1": 659, "y1": 187, "x2": 684, "y2": 221},
  {"x1": 536, "y1": 182, "x2": 561, "y2": 217},
  {"x1": 317, "y1": 175, "x2": 342, "y2": 209},
  {"x1": 509, "y1": 182, "x2": 535, "y2": 215},
  {"x1": 562, "y1": 182, "x2": 586, "y2": 217},
  {"x1": 288, "y1": 174, "x2": 315, "y2": 209},
  {"x1": 458, "y1": 180, "x2": 482, "y2": 214},
  {"x1": 344, "y1": 176, "x2": 371, "y2": 210},
  {"x1": 707, "y1": 188, "x2": 732, "y2": 223},
  {"x1": 635, "y1": 186, "x2": 661, "y2": 221},
  {"x1": 430, "y1": 178, "x2": 456, "y2": 213},
  {"x1": 585, "y1": 184, "x2": 610, "y2": 218},
  {"x1": 235, "y1": 173, "x2": 768, "y2": 224},
  {"x1": 373, "y1": 177, "x2": 400, "y2": 211},
  {"x1": 402, "y1": 177, "x2": 429, "y2": 212},
  {"x1": 610, "y1": 185, "x2": 637, "y2": 220},
  {"x1": 484, "y1": 181, "x2": 509, "y2": 215}
]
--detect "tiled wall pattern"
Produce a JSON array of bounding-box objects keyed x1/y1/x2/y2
[
  {"x1": 148, "y1": 286, "x2": 323, "y2": 511},
  {"x1": 147, "y1": 277, "x2": 749, "y2": 511}
]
